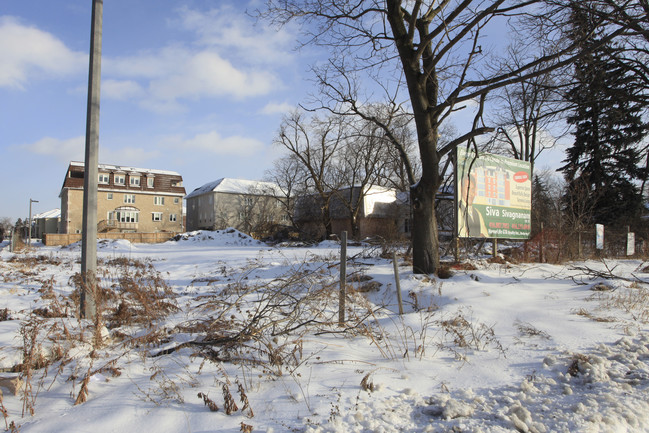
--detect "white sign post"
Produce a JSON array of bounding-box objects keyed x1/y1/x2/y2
[
  {"x1": 595, "y1": 224, "x2": 604, "y2": 250},
  {"x1": 627, "y1": 232, "x2": 635, "y2": 256}
]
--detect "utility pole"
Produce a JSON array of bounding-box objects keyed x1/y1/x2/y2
[
  {"x1": 81, "y1": 0, "x2": 103, "y2": 320},
  {"x1": 28, "y1": 198, "x2": 39, "y2": 247}
]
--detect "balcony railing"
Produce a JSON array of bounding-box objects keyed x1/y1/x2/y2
[{"x1": 98, "y1": 220, "x2": 139, "y2": 233}]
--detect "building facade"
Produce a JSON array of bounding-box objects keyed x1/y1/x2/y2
[
  {"x1": 60, "y1": 162, "x2": 186, "y2": 234},
  {"x1": 294, "y1": 185, "x2": 409, "y2": 240},
  {"x1": 33, "y1": 209, "x2": 61, "y2": 239},
  {"x1": 185, "y1": 178, "x2": 288, "y2": 236}
]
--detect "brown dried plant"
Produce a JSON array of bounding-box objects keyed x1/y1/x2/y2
[
  {"x1": 197, "y1": 392, "x2": 219, "y2": 412},
  {"x1": 223, "y1": 384, "x2": 239, "y2": 415}
]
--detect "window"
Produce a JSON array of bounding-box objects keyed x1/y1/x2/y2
[
  {"x1": 129, "y1": 176, "x2": 140, "y2": 187},
  {"x1": 124, "y1": 194, "x2": 135, "y2": 204},
  {"x1": 169, "y1": 214, "x2": 177, "y2": 222},
  {"x1": 244, "y1": 197, "x2": 254, "y2": 206},
  {"x1": 154, "y1": 196, "x2": 165, "y2": 206},
  {"x1": 147, "y1": 177, "x2": 154, "y2": 188},
  {"x1": 174, "y1": 197, "x2": 180, "y2": 204},
  {"x1": 114, "y1": 174, "x2": 125, "y2": 185},
  {"x1": 107, "y1": 192, "x2": 113, "y2": 200},
  {"x1": 98, "y1": 173, "x2": 110, "y2": 184},
  {"x1": 152, "y1": 212, "x2": 163, "y2": 222},
  {"x1": 171, "y1": 180, "x2": 183, "y2": 187},
  {"x1": 113, "y1": 210, "x2": 139, "y2": 223}
]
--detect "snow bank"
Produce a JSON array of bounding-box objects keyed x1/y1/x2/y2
[{"x1": 171, "y1": 228, "x2": 264, "y2": 247}]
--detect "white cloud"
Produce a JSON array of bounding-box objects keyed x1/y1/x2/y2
[
  {"x1": 99, "y1": 147, "x2": 160, "y2": 165},
  {"x1": 176, "y1": 6, "x2": 296, "y2": 65},
  {"x1": 103, "y1": 45, "x2": 279, "y2": 110},
  {"x1": 149, "y1": 51, "x2": 277, "y2": 102},
  {"x1": 166, "y1": 131, "x2": 264, "y2": 157},
  {"x1": 102, "y1": 79, "x2": 144, "y2": 101},
  {"x1": 19, "y1": 136, "x2": 85, "y2": 162},
  {"x1": 260, "y1": 101, "x2": 296, "y2": 115},
  {"x1": 18, "y1": 135, "x2": 160, "y2": 166},
  {"x1": 0, "y1": 16, "x2": 86, "y2": 89}
]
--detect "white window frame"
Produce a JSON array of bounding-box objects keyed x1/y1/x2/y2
[
  {"x1": 244, "y1": 197, "x2": 254, "y2": 206},
  {"x1": 147, "y1": 177, "x2": 154, "y2": 188},
  {"x1": 129, "y1": 176, "x2": 140, "y2": 187},
  {"x1": 154, "y1": 196, "x2": 165, "y2": 206},
  {"x1": 124, "y1": 194, "x2": 136, "y2": 204},
  {"x1": 114, "y1": 174, "x2": 126, "y2": 185},
  {"x1": 107, "y1": 192, "x2": 113, "y2": 200},
  {"x1": 98, "y1": 173, "x2": 110, "y2": 184},
  {"x1": 169, "y1": 214, "x2": 177, "y2": 222},
  {"x1": 152, "y1": 212, "x2": 163, "y2": 222},
  {"x1": 174, "y1": 197, "x2": 180, "y2": 204},
  {"x1": 113, "y1": 210, "x2": 139, "y2": 223}
]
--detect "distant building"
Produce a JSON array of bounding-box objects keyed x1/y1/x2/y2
[
  {"x1": 294, "y1": 184, "x2": 456, "y2": 240},
  {"x1": 294, "y1": 185, "x2": 409, "y2": 240},
  {"x1": 32, "y1": 209, "x2": 61, "y2": 238},
  {"x1": 59, "y1": 161, "x2": 186, "y2": 234},
  {"x1": 185, "y1": 178, "x2": 289, "y2": 236}
]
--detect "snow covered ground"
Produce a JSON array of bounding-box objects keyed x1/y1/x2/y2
[{"x1": 0, "y1": 230, "x2": 648, "y2": 433}]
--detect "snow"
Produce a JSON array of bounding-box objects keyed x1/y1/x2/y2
[
  {"x1": 0, "y1": 233, "x2": 648, "y2": 432},
  {"x1": 69, "y1": 161, "x2": 182, "y2": 177},
  {"x1": 185, "y1": 178, "x2": 283, "y2": 199},
  {"x1": 32, "y1": 209, "x2": 61, "y2": 220}
]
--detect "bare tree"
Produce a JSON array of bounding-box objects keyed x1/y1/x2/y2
[
  {"x1": 257, "y1": 0, "x2": 626, "y2": 273},
  {"x1": 272, "y1": 110, "x2": 347, "y2": 238},
  {"x1": 270, "y1": 108, "x2": 408, "y2": 239},
  {"x1": 487, "y1": 47, "x2": 570, "y2": 172}
]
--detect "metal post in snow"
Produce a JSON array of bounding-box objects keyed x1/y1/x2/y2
[
  {"x1": 28, "y1": 198, "x2": 38, "y2": 247},
  {"x1": 540, "y1": 222, "x2": 545, "y2": 263},
  {"x1": 392, "y1": 252, "x2": 404, "y2": 315},
  {"x1": 338, "y1": 231, "x2": 347, "y2": 326}
]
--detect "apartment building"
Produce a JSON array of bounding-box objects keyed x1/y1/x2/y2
[
  {"x1": 185, "y1": 178, "x2": 288, "y2": 235},
  {"x1": 59, "y1": 161, "x2": 186, "y2": 234}
]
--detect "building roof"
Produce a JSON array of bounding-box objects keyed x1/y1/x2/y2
[
  {"x1": 70, "y1": 161, "x2": 181, "y2": 176},
  {"x1": 33, "y1": 208, "x2": 61, "y2": 219},
  {"x1": 61, "y1": 161, "x2": 185, "y2": 197},
  {"x1": 185, "y1": 178, "x2": 283, "y2": 199}
]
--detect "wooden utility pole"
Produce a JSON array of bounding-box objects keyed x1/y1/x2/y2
[{"x1": 81, "y1": 0, "x2": 103, "y2": 320}]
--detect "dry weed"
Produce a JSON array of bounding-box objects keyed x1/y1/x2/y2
[
  {"x1": 237, "y1": 381, "x2": 254, "y2": 418},
  {"x1": 360, "y1": 373, "x2": 375, "y2": 392},
  {"x1": 437, "y1": 309, "x2": 505, "y2": 359},
  {"x1": 223, "y1": 384, "x2": 239, "y2": 415},
  {"x1": 514, "y1": 320, "x2": 551, "y2": 340},
  {"x1": 197, "y1": 392, "x2": 219, "y2": 411}
]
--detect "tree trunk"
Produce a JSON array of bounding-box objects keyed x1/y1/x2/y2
[{"x1": 410, "y1": 181, "x2": 439, "y2": 274}]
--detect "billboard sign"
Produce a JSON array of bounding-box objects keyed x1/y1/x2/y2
[{"x1": 456, "y1": 147, "x2": 532, "y2": 239}]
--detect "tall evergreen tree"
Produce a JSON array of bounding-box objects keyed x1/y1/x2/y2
[{"x1": 560, "y1": 3, "x2": 649, "y2": 227}]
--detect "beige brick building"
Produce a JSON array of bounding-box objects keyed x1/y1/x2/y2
[
  {"x1": 60, "y1": 162, "x2": 186, "y2": 234},
  {"x1": 185, "y1": 178, "x2": 288, "y2": 236}
]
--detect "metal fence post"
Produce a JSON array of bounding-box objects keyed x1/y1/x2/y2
[
  {"x1": 392, "y1": 252, "x2": 404, "y2": 315},
  {"x1": 338, "y1": 231, "x2": 347, "y2": 326}
]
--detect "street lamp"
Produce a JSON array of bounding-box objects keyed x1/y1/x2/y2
[{"x1": 28, "y1": 198, "x2": 39, "y2": 247}]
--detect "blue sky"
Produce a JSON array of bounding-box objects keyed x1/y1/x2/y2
[
  {"x1": 1, "y1": 0, "x2": 318, "y2": 220},
  {"x1": 1, "y1": 1, "x2": 570, "y2": 222}
]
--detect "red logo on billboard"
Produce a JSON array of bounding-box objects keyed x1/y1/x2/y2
[{"x1": 513, "y1": 171, "x2": 529, "y2": 183}]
